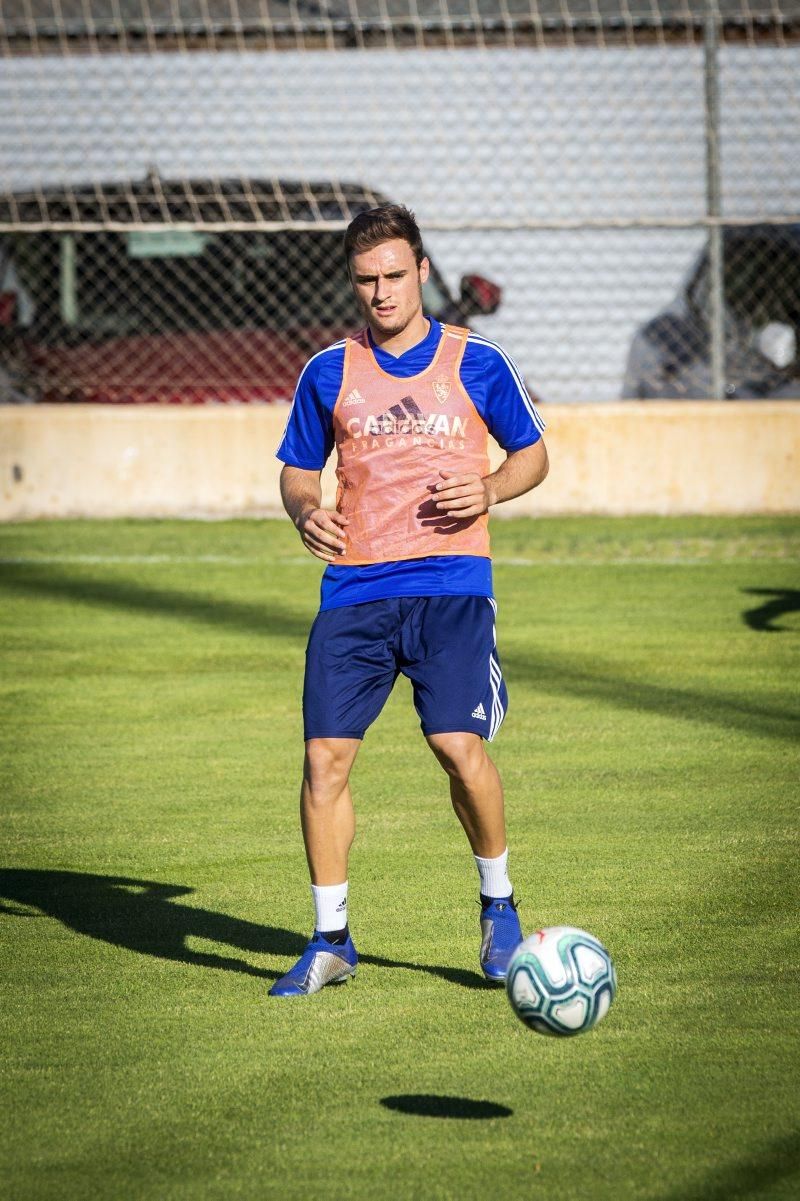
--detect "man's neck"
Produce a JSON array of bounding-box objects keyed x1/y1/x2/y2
[{"x1": 368, "y1": 314, "x2": 430, "y2": 358}]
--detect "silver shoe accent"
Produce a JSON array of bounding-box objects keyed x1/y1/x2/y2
[
  {"x1": 304, "y1": 950, "x2": 356, "y2": 994},
  {"x1": 480, "y1": 917, "x2": 494, "y2": 966}
]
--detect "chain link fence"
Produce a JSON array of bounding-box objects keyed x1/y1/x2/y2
[{"x1": 1, "y1": 1, "x2": 798, "y2": 404}]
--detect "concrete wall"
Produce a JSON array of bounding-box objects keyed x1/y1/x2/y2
[{"x1": 2, "y1": 401, "x2": 799, "y2": 521}]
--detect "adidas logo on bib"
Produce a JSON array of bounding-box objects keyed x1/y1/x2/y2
[
  {"x1": 342, "y1": 388, "x2": 366, "y2": 407},
  {"x1": 471, "y1": 702, "x2": 487, "y2": 721}
]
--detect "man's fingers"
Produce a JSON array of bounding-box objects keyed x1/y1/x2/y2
[
  {"x1": 303, "y1": 532, "x2": 343, "y2": 561},
  {"x1": 434, "y1": 473, "x2": 487, "y2": 509},
  {"x1": 436, "y1": 473, "x2": 477, "y2": 490},
  {"x1": 305, "y1": 528, "x2": 341, "y2": 550},
  {"x1": 299, "y1": 509, "x2": 348, "y2": 559},
  {"x1": 435, "y1": 475, "x2": 488, "y2": 513},
  {"x1": 312, "y1": 515, "x2": 347, "y2": 539},
  {"x1": 294, "y1": 506, "x2": 351, "y2": 561},
  {"x1": 306, "y1": 546, "x2": 338, "y2": 562},
  {"x1": 432, "y1": 503, "x2": 483, "y2": 520},
  {"x1": 305, "y1": 530, "x2": 346, "y2": 555},
  {"x1": 435, "y1": 483, "x2": 481, "y2": 502},
  {"x1": 306, "y1": 511, "x2": 347, "y2": 544},
  {"x1": 437, "y1": 495, "x2": 483, "y2": 513}
]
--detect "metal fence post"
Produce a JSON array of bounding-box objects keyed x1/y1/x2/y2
[{"x1": 704, "y1": 0, "x2": 726, "y2": 400}]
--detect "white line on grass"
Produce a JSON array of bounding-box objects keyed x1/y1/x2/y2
[
  {"x1": 0, "y1": 553, "x2": 252, "y2": 565},
  {"x1": 0, "y1": 553, "x2": 792, "y2": 567}
]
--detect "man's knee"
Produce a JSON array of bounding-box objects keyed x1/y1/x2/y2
[
  {"x1": 303, "y1": 737, "x2": 360, "y2": 796},
  {"x1": 427, "y1": 731, "x2": 487, "y2": 783}
]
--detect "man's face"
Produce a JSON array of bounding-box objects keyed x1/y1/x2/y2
[{"x1": 349, "y1": 238, "x2": 430, "y2": 342}]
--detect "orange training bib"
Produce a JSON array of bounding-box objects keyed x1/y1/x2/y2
[{"x1": 332, "y1": 324, "x2": 491, "y2": 566}]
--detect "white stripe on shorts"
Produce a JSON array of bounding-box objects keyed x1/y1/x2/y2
[
  {"x1": 488, "y1": 654, "x2": 505, "y2": 740},
  {"x1": 486, "y1": 598, "x2": 506, "y2": 741}
]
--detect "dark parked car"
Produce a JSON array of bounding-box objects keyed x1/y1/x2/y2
[
  {"x1": 622, "y1": 224, "x2": 800, "y2": 400},
  {"x1": 0, "y1": 177, "x2": 502, "y2": 404}
]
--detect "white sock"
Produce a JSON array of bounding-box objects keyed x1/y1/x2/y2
[
  {"x1": 474, "y1": 849, "x2": 513, "y2": 899},
  {"x1": 311, "y1": 881, "x2": 348, "y2": 933}
]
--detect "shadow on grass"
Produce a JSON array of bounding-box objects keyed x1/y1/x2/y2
[
  {"x1": 657, "y1": 1129, "x2": 800, "y2": 1201},
  {"x1": 742, "y1": 587, "x2": 800, "y2": 633},
  {"x1": 1, "y1": 568, "x2": 796, "y2": 744},
  {"x1": 0, "y1": 868, "x2": 486, "y2": 990},
  {"x1": 381, "y1": 1094, "x2": 513, "y2": 1120},
  {"x1": 0, "y1": 569, "x2": 313, "y2": 642},
  {"x1": 501, "y1": 645, "x2": 798, "y2": 746}
]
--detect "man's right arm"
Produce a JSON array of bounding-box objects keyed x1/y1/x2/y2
[{"x1": 280, "y1": 465, "x2": 348, "y2": 563}]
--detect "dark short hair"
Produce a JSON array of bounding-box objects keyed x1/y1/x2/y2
[{"x1": 344, "y1": 204, "x2": 425, "y2": 268}]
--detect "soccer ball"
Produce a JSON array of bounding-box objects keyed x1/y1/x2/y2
[{"x1": 505, "y1": 926, "x2": 617, "y2": 1036}]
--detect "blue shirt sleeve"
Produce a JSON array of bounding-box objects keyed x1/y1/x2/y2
[
  {"x1": 460, "y1": 335, "x2": 545, "y2": 452},
  {"x1": 275, "y1": 344, "x2": 346, "y2": 470}
]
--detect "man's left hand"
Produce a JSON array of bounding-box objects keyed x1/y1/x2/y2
[{"x1": 433, "y1": 471, "x2": 494, "y2": 518}]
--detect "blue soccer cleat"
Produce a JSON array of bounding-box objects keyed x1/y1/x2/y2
[
  {"x1": 479, "y1": 896, "x2": 523, "y2": 984},
  {"x1": 269, "y1": 931, "x2": 358, "y2": 997}
]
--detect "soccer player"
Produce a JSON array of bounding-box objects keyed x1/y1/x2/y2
[{"x1": 270, "y1": 204, "x2": 548, "y2": 996}]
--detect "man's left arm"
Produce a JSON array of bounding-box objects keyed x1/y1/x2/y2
[{"x1": 434, "y1": 438, "x2": 549, "y2": 518}]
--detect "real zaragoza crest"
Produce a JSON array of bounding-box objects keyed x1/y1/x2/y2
[{"x1": 432, "y1": 376, "x2": 451, "y2": 405}]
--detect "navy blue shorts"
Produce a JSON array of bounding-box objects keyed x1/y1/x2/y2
[{"x1": 303, "y1": 595, "x2": 508, "y2": 742}]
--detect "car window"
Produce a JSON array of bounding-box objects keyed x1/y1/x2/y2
[
  {"x1": 6, "y1": 228, "x2": 455, "y2": 345},
  {"x1": 688, "y1": 228, "x2": 800, "y2": 329}
]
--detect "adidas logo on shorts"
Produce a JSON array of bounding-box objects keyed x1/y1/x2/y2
[{"x1": 471, "y1": 702, "x2": 487, "y2": 721}]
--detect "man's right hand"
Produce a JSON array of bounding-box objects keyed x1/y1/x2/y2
[{"x1": 296, "y1": 507, "x2": 349, "y2": 562}]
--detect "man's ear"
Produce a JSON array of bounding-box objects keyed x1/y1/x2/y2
[{"x1": 419, "y1": 256, "x2": 430, "y2": 284}]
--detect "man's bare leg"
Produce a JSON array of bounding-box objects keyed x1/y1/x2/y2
[
  {"x1": 426, "y1": 731, "x2": 507, "y2": 857},
  {"x1": 269, "y1": 736, "x2": 361, "y2": 997},
  {"x1": 301, "y1": 737, "x2": 361, "y2": 884},
  {"x1": 426, "y1": 731, "x2": 522, "y2": 983}
]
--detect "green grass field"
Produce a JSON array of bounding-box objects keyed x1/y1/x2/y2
[{"x1": 2, "y1": 515, "x2": 799, "y2": 1201}]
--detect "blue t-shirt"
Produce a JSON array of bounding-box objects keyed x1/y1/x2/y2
[{"x1": 277, "y1": 317, "x2": 544, "y2": 610}]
